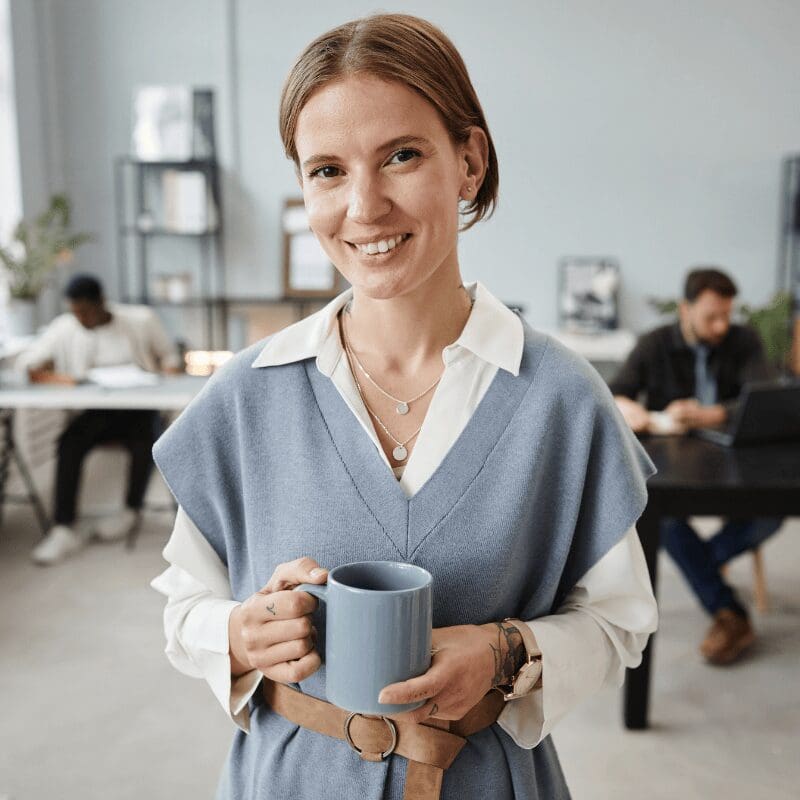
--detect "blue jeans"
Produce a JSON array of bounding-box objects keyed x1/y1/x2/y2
[{"x1": 660, "y1": 517, "x2": 783, "y2": 616}]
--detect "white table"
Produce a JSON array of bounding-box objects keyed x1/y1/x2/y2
[
  {"x1": 544, "y1": 328, "x2": 637, "y2": 363},
  {"x1": 0, "y1": 375, "x2": 207, "y2": 534},
  {"x1": 0, "y1": 374, "x2": 207, "y2": 410}
]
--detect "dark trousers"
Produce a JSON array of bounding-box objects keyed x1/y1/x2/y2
[
  {"x1": 661, "y1": 517, "x2": 783, "y2": 617},
  {"x1": 54, "y1": 409, "x2": 162, "y2": 525}
]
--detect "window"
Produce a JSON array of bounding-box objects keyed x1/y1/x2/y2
[{"x1": 0, "y1": 0, "x2": 22, "y2": 247}]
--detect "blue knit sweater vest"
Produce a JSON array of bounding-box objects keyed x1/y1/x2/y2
[{"x1": 154, "y1": 319, "x2": 655, "y2": 800}]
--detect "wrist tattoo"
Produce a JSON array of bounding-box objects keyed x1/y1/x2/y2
[{"x1": 488, "y1": 622, "x2": 527, "y2": 687}]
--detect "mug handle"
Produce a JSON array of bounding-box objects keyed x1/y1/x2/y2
[{"x1": 294, "y1": 583, "x2": 328, "y2": 603}]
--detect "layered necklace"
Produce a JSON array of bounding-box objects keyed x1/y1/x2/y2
[{"x1": 340, "y1": 306, "x2": 443, "y2": 463}]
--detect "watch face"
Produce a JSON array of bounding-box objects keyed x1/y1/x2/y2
[{"x1": 513, "y1": 662, "x2": 542, "y2": 696}]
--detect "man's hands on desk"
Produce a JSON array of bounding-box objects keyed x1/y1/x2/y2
[
  {"x1": 663, "y1": 399, "x2": 726, "y2": 429},
  {"x1": 27, "y1": 368, "x2": 77, "y2": 386},
  {"x1": 615, "y1": 395, "x2": 726, "y2": 435}
]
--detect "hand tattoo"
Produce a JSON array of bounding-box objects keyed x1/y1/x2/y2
[
  {"x1": 266, "y1": 602, "x2": 277, "y2": 616},
  {"x1": 428, "y1": 703, "x2": 439, "y2": 718},
  {"x1": 488, "y1": 622, "x2": 526, "y2": 687}
]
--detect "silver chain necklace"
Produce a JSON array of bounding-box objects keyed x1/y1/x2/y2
[
  {"x1": 340, "y1": 315, "x2": 428, "y2": 462},
  {"x1": 345, "y1": 346, "x2": 423, "y2": 462},
  {"x1": 342, "y1": 302, "x2": 441, "y2": 415}
]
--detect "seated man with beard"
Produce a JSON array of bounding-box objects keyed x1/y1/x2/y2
[{"x1": 610, "y1": 267, "x2": 782, "y2": 664}]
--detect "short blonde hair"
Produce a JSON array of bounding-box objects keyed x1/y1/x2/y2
[{"x1": 279, "y1": 13, "x2": 499, "y2": 231}]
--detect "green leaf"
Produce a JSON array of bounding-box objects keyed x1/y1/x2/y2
[
  {"x1": 2, "y1": 193, "x2": 92, "y2": 299},
  {"x1": 740, "y1": 291, "x2": 793, "y2": 371},
  {"x1": 647, "y1": 296, "x2": 679, "y2": 316}
]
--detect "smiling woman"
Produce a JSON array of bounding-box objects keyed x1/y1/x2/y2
[
  {"x1": 151, "y1": 13, "x2": 658, "y2": 800},
  {"x1": 292, "y1": 74, "x2": 486, "y2": 303},
  {"x1": 279, "y1": 16, "x2": 498, "y2": 233}
]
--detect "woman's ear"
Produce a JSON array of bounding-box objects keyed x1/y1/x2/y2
[{"x1": 459, "y1": 126, "x2": 489, "y2": 200}]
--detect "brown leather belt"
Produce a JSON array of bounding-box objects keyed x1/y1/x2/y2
[{"x1": 262, "y1": 679, "x2": 504, "y2": 800}]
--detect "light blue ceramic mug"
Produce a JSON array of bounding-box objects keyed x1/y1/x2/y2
[{"x1": 295, "y1": 560, "x2": 432, "y2": 715}]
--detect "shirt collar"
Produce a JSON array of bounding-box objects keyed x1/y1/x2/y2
[
  {"x1": 446, "y1": 282, "x2": 523, "y2": 376},
  {"x1": 250, "y1": 289, "x2": 353, "y2": 374},
  {"x1": 669, "y1": 321, "x2": 727, "y2": 355},
  {"x1": 250, "y1": 281, "x2": 524, "y2": 377},
  {"x1": 669, "y1": 322, "x2": 691, "y2": 351}
]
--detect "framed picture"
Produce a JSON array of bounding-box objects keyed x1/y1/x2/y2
[
  {"x1": 131, "y1": 86, "x2": 216, "y2": 162},
  {"x1": 558, "y1": 257, "x2": 620, "y2": 333},
  {"x1": 282, "y1": 198, "x2": 343, "y2": 298}
]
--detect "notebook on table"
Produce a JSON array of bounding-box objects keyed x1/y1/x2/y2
[{"x1": 692, "y1": 381, "x2": 800, "y2": 447}]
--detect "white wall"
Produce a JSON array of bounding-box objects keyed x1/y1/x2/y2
[{"x1": 11, "y1": 0, "x2": 800, "y2": 333}]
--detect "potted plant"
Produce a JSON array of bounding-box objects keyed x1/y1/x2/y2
[
  {"x1": 0, "y1": 194, "x2": 93, "y2": 336},
  {"x1": 739, "y1": 291, "x2": 794, "y2": 375}
]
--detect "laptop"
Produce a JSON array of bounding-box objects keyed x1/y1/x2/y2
[{"x1": 693, "y1": 380, "x2": 800, "y2": 446}]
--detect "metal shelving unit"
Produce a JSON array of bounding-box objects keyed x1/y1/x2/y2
[{"x1": 114, "y1": 156, "x2": 225, "y2": 348}]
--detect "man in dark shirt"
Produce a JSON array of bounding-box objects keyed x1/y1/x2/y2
[{"x1": 610, "y1": 267, "x2": 782, "y2": 665}]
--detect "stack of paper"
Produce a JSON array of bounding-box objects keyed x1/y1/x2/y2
[
  {"x1": 162, "y1": 170, "x2": 217, "y2": 233},
  {"x1": 86, "y1": 364, "x2": 160, "y2": 389}
]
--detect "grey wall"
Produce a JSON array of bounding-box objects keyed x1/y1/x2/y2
[{"x1": 11, "y1": 0, "x2": 800, "y2": 333}]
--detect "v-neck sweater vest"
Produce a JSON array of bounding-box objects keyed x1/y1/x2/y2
[{"x1": 153, "y1": 319, "x2": 655, "y2": 800}]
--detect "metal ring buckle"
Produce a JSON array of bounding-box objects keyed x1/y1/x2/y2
[{"x1": 343, "y1": 712, "x2": 398, "y2": 760}]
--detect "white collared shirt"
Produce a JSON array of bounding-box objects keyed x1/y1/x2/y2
[{"x1": 151, "y1": 282, "x2": 657, "y2": 748}]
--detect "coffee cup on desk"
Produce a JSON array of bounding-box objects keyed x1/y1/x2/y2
[
  {"x1": 648, "y1": 411, "x2": 686, "y2": 436},
  {"x1": 295, "y1": 560, "x2": 432, "y2": 715}
]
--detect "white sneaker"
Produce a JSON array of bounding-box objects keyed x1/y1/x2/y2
[
  {"x1": 92, "y1": 508, "x2": 140, "y2": 541},
  {"x1": 31, "y1": 525, "x2": 85, "y2": 566}
]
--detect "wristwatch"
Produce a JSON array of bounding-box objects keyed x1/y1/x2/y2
[{"x1": 496, "y1": 618, "x2": 542, "y2": 701}]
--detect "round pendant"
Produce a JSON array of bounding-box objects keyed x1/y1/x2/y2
[
  {"x1": 396, "y1": 401, "x2": 409, "y2": 415},
  {"x1": 392, "y1": 445, "x2": 408, "y2": 461}
]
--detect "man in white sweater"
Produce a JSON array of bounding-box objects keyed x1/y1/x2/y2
[{"x1": 16, "y1": 273, "x2": 182, "y2": 565}]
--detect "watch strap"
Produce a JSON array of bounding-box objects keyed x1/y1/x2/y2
[
  {"x1": 503, "y1": 618, "x2": 541, "y2": 660},
  {"x1": 497, "y1": 618, "x2": 542, "y2": 701}
]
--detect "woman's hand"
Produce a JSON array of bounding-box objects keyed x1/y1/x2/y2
[
  {"x1": 228, "y1": 556, "x2": 328, "y2": 682},
  {"x1": 379, "y1": 622, "x2": 525, "y2": 724}
]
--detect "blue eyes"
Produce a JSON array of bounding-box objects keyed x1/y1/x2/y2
[{"x1": 307, "y1": 149, "x2": 421, "y2": 180}]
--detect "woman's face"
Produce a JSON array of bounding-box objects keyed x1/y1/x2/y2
[{"x1": 294, "y1": 74, "x2": 479, "y2": 300}]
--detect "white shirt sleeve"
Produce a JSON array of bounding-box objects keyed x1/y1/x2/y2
[
  {"x1": 154, "y1": 508, "x2": 656, "y2": 743},
  {"x1": 150, "y1": 506, "x2": 262, "y2": 733},
  {"x1": 14, "y1": 317, "x2": 63, "y2": 373},
  {"x1": 497, "y1": 526, "x2": 658, "y2": 748}
]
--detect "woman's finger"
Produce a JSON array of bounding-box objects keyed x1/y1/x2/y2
[
  {"x1": 378, "y1": 662, "x2": 444, "y2": 706},
  {"x1": 254, "y1": 589, "x2": 318, "y2": 621},
  {"x1": 253, "y1": 636, "x2": 316, "y2": 670},
  {"x1": 263, "y1": 557, "x2": 328, "y2": 594},
  {"x1": 244, "y1": 615, "x2": 314, "y2": 648},
  {"x1": 395, "y1": 697, "x2": 445, "y2": 724},
  {"x1": 263, "y1": 648, "x2": 322, "y2": 684}
]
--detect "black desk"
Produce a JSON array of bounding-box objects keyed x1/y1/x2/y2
[{"x1": 623, "y1": 436, "x2": 800, "y2": 729}]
